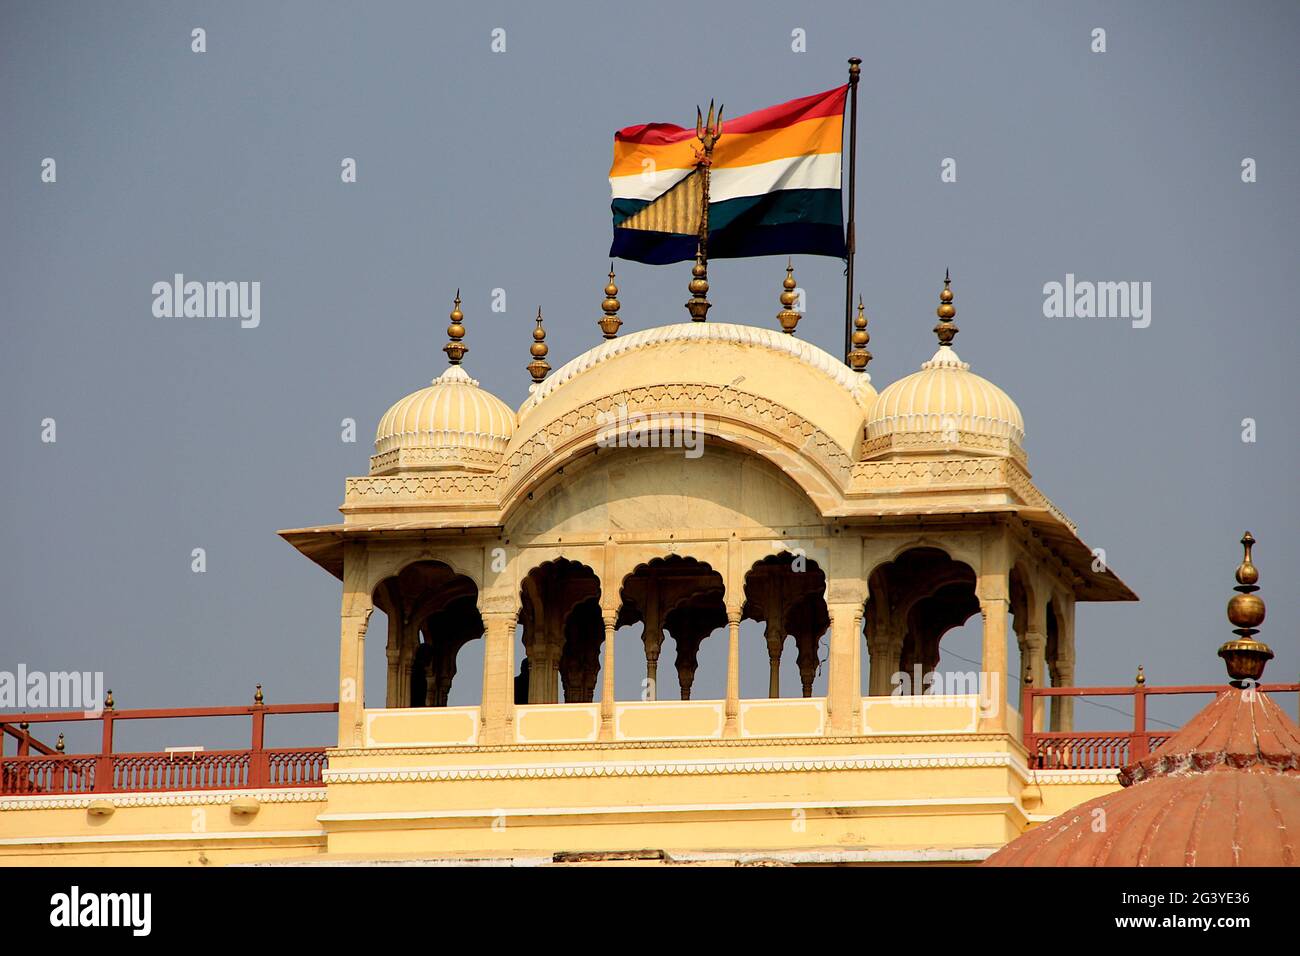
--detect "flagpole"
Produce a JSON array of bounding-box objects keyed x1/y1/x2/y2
[
  {"x1": 687, "y1": 101, "x2": 723, "y2": 321},
  {"x1": 843, "y1": 57, "x2": 861, "y2": 364}
]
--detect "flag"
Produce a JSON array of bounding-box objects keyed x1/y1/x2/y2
[{"x1": 609, "y1": 85, "x2": 849, "y2": 265}]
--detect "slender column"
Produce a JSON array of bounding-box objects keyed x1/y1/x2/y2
[
  {"x1": 599, "y1": 610, "x2": 618, "y2": 741},
  {"x1": 1023, "y1": 629, "x2": 1048, "y2": 731},
  {"x1": 723, "y1": 606, "x2": 742, "y2": 737},
  {"x1": 338, "y1": 607, "x2": 371, "y2": 748},
  {"x1": 643, "y1": 596, "x2": 662, "y2": 701},
  {"x1": 480, "y1": 611, "x2": 517, "y2": 745},
  {"x1": 397, "y1": 646, "x2": 414, "y2": 709},
  {"x1": 827, "y1": 603, "x2": 862, "y2": 734},
  {"x1": 765, "y1": 619, "x2": 784, "y2": 699},
  {"x1": 1051, "y1": 658, "x2": 1076, "y2": 732},
  {"x1": 978, "y1": 596, "x2": 1010, "y2": 733},
  {"x1": 385, "y1": 647, "x2": 401, "y2": 708}
]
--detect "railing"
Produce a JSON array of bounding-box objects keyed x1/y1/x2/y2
[
  {"x1": 1021, "y1": 681, "x2": 1300, "y2": 770},
  {"x1": 0, "y1": 700, "x2": 337, "y2": 796}
]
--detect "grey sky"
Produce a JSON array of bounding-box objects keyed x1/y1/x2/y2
[{"x1": 2, "y1": 1, "x2": 1296, "y2": 749}]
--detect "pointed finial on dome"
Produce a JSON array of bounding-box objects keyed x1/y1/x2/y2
[
  {"x1": 444, "y1": 290, "x2": 468, "y2": 365},
  {"x1": 685, "y1": 242, "x2": 710, "y2": 321},
  {"x1": 527, "y1": 307, "x2": 551, "y2": 384},
  {"x1": 1220, "y1": 531, "x2": 1272, "y2": 685},
  {"x1": 848, "y1": 295, "x2": 872, "y2": 371},
  {"x1": 776, "y1": 259, "x2": 801, "y2": 334},
  {"x1": 599, "y1": 263, "x2": 623, "y2": 339},
  {"x1": 934, "y1": 269, "x2": 958, "y2": 347}
]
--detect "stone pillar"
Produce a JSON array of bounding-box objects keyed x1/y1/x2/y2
[
  {"x1": 827, "y1": 603, "x2": 862, "y2": 735},
  {"x1": 724, "y1": 606, "x2": 742, "y2": 738},
  {"x1": 337, "y1": 544, "x2": 372, "y2": 748},
  {"x1": 642, "y1": 595, "x2": 662, "y2": 702},
  {"x1": 385, "y1": 646, "x2": 401, "y2": 708},
  {"x1": 765, "y1": 618, "x2": 784, "y2": 699},
  {"x1": 1050, "y1": 657, "x2": 1075, "y2": 732},
  {"x1": 397, "y1": 645, "x2": 414, "y2": 709},
  {"x1": 977, "y1": 595, "x2": 1010, "y2": 734},
  {"x1": 480, "y1": 611, "x2": 516, "y2": 745},
  {"x1": 794, "y1": 631, "x2": 819, "y2": 699},
  {"x1": 599, "y1": 609, "x2": 618, "y2": 741},
  {"x1": 1023, "y1": 629, "x2": 1047, "y2": 732}
]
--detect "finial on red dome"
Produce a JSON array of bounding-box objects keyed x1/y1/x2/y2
[{"x1": 1219, "y1": 531, "x2": 1272, "y2": 685}]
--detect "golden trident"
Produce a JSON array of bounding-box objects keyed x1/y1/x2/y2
[{"x1": 686, "y1": 100, "x2": 723, "y2": 321}]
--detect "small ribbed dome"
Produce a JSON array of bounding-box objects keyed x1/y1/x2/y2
[
  {"x1": 863, "y1": 345, "x2": 1025, "y2": 460},
  {"x1": 371, "y1": 365, "x2": 515, "y2": 475}
]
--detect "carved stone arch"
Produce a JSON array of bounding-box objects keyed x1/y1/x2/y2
[
  {"x1": 497, "y1": 388, "x2": 854, "y2": 521},
  {"x1": 364, "y1": 548, "x2": 485, "y2": 599},
  {"x1": 515, "y1": 557, "x2": 603, "y2": 704},
  {"x1": 617, "y1": 555, "x2": 728, "y2": 702}
]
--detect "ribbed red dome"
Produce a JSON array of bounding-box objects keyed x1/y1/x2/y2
[{"x1": 985, "y1": 688, "x2": 1300, "y2": 867}]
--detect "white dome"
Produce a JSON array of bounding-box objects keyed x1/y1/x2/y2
[
  {"x1": 864, "y1": 346, "x2": 1024, "y2": 459},
  {"x1": 371, "y1": 365, "x2": 515, "y2": 475}
]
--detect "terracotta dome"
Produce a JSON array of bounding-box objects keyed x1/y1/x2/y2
[
  {"x1": 371, "y1": 365, "x2": 515, "y2": 476},
  {"x1": 985, "y1": 687, "x2": 1300, "y2": 866}
]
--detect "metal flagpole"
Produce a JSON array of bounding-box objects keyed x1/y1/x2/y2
[
  {"x1": 686, "y1": 100, "x2": 723, "y2": 321},
  {"x1": 843, "y1": 57, "x2": 861, "y2": 363}
]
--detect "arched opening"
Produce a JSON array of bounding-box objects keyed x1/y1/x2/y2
[
  {"x1": 372, "y1": 561, "x2": 483, "y2": 709},
  {"x1": 742, "y1": 553, "x2": 829, "y2": 698},
  {"x1": 617, "y1": 556, "x2": 727, "y2": 701},
  {"x1": 516, "y1": 559, "x2": 602, "y2": 704},
  {"x1": 862, "y1": 547, "x2": 980, "y2": 696}
]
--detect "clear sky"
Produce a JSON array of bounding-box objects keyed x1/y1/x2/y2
[{"x1": 2, "y1": 0, "x2": 1295, "y2": 749}]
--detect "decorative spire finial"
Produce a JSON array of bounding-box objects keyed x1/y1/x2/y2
[
  {"x1": 848, "y1": 295, "x2": 873, "y2": 371},
  {"x1": 685, "y1": 242, "x2": 710, "y2": 321},
  {"x1": 56, "y1": 733, "x2": 65, "y2": 753},
  {"x1": 776, "y1": 259, "x2": 801, "y2": 334},
  {"x1": 1134, "y1": 664, "x2": 1145, "y2": 686},
  {"x1": 599, "y1": 264, "x2": 622, "y2": 339},
  {"x1": 104, "y1": 688, "x2": 115, "y2": 711},
  {"x1": 444, "y1": 290, "x2": 467, "y2": 365},
  {"x1": 934, "y1": 269, "x2": 958, "y2": 347},
  {"x1": 254, "y1": 683, "x2": 264, "y2": 705},
  {"x1": 1219, "y1": 531, "x2": 1272, "y2": 685},
  {"x1": 527, "y1": 307, "x2": 551, "y2": 384}
]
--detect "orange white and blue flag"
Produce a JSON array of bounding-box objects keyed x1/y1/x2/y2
[{"x1": 609, "y1": 85, "x2": 848, "y2": 264}]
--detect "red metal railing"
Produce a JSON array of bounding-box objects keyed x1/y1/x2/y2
[
  {"x1": 1021, "y1": 681, "x2": 1300, "y2": 770},
  {"x1": 0, "y1": 700, "x2": 337, "y2": 796}
]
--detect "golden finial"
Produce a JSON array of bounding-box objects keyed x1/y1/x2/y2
[
  {"x1": 599, "y1": 264, "x2": 622, "y2": 339},
  {"x1": 1220, "y1": 531, "x2": 1272, "y2": 685},
  {"x1": 56, "y1": 733, "x2": 66, "y2": 753},
  {"x1": 776, "y1": 259, "x2": 801, "y2": 334},
  {"x1": 444, "y1": 290, "x2": 467, "y2": 365},
  {"x1": 254, "y1": 683, "x2": 264, "y2": 705},
  {"x1": 685, "y1": 243, "x2": 710, "y2": 321},
  {"x1": 848, "y1": 295, "x2": 873, "y2": 371},
  {"x1": 1134, "y1": 665, "x2": 1145, "y2": 686},
  {"x1": 104, "y1": 689, "x2": 115, "y2": 711},
  {"x1": 934, "y1": 268, "x2": 958, "y2": 347},
  {"x1": 527, "y1": 308, "x2": 551, "y2": 384}
]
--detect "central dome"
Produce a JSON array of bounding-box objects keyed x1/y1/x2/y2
[{"x1": 372, "y1": 365, "x2": 515, "y2": 475}]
